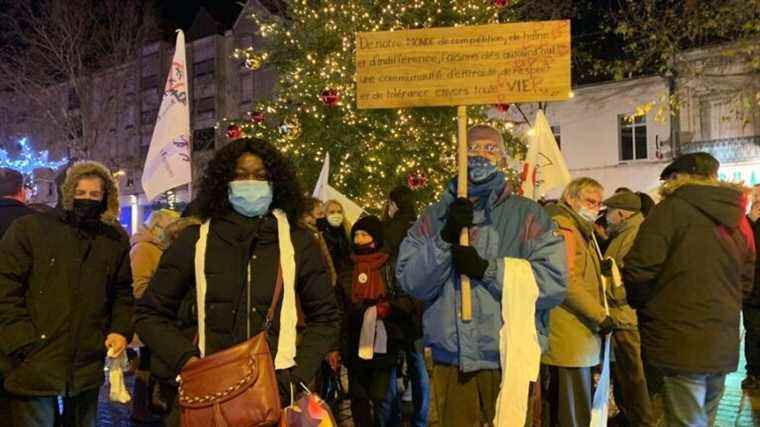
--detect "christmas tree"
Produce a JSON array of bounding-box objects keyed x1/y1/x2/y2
[{"x1": 223, "y1": 0, "x2": 525, "y2": 210}]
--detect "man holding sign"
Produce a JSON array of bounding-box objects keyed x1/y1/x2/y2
[{"x1": 397, "y1": 125, "x2": 567, "y2": 427}]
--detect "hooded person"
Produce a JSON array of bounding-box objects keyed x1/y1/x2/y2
[
  {"x1": 397, "y1": 124, "x2": 568, "y2": 427},
  {"x1": 601, "y1": 191, "x2": 655, "y2": 427},
  {"x1": 134, "y1": 138, "x2": 340, "y2": 422},
  {"x1": 624, "y1": 153, "x2": 755, "y2": 426},
  {"x1": 131, "y1": 209, "x2": 181, "y2": 299},
  {"x1": 336, "y1": 215, "x2": 417, "y2": 427},
  {"x1": 0, "y1": 161, "x2": 133, "y2": 427}
]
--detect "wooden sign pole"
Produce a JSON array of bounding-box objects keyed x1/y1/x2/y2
[{"x1": 457, "y1": 105, "x2": 472, "y2": 322}]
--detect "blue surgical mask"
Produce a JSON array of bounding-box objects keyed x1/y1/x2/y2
[
  {"x1": 228, "y1": 180, "x2": 273, "y2": 218},
  {"x1": 468, "y1": 156, "x2": 498, "y2": 184}
]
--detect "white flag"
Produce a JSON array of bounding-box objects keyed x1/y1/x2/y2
[
  {"x1": 142, "y1": 30, "x2": 191, "y2": 201},
  {"x1": 520, "y1": 110, "x2": 571, "y2": 200},
  {"x1": 312, "y1": 154, "x2": 366, "y2": 225}
]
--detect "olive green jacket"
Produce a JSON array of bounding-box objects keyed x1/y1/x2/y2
[
  {"x1": 604, "y1": 212, "x2": 644, "y2": 330},
  {"x1": 542, "y1": 202, "x2": 606, "y2": 368}
]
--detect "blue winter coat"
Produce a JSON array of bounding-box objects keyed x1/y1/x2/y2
[{"x1": 396, "y1": 180, "x2": 568, "y2": 373}]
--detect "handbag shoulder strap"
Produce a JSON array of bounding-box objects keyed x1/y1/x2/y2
[
  {"x1": 265, "y1": 266, "x2": 284, "y2": 329},
  {"x1": 194, "y1": 221, "x2": 211, "y2": 357}
]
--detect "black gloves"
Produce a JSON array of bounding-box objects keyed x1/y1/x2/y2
[
  {"x1": 451, "y1": 245, "x2": 489, "y2": 280},
  {"x1": 598, "y1": 316, "x2": 617, "y2": 336},
  {"x1": 441, "y1": 197, "x2": 474, "y2": 243}
]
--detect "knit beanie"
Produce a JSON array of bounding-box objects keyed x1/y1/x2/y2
[{"x1": 351, "y1": 215, "x2": 384, "y2": 247}]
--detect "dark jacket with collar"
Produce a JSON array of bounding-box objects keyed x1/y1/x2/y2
[
  {"x1": 134, "y1": 211, "x2": 340, "y2": 395},
  {"x1": 0, "y1": 198, "x2": 34, "y2": 238},
  {"x1": 0, "y1": 161, "x2": 133, "y2": 397},
  {"x1": 623, "y1": 177, "x2": 756, "y2": 373},
  {"x1": 0, "y1": 210, "x2": 133, "y2": 396},
  {"x1": 0, "y1": 198, "x2": 34, "y2": 376}
]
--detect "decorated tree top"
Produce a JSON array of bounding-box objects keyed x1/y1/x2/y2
[
  {"x1": 0, "y1": 138, "x2": 68, "y2": 192},
  {"x1": 222, "y1": 0, "x2": 526, "y2": 211}
]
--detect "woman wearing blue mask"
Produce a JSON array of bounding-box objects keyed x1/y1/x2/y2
[{"x1": 135, "y1": 138, "x2": 340, "y2": 425}]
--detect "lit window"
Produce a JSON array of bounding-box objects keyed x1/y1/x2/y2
[{"x1": 619, "y1": 115, "x2": 647, "y2": 161}]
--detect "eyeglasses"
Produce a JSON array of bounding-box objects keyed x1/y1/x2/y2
[
  {"x1": 468, "y1": 144, "x2": 500, "y2": 155},
  {"x1": 581, "y1": 197, "x2": 601, "y2": 209}
]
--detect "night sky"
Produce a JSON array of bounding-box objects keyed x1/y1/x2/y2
[{"x1": 157, "y1": 0, "x2": 243, "y2": 34}]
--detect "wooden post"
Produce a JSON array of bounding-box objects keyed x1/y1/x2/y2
[{"x1": 457, "y1": 105, "x2": 472, "y2": 322}]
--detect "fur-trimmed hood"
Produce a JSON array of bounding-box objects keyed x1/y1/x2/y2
[
  {"x1": 61, "y1": 161, "x2": 120, "y2": 225},
  {"x1": 659, "y1": 175, "x2": 750, "y2": 228}
]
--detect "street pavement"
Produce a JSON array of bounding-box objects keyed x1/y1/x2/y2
[{"x1": 95, "y1": 342, "x2": 760, "y2": 426}]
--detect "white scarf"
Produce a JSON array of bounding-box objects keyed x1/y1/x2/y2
[
  {"x1": 494, "y1": 258, "x2": 541, "y2": 427},
  {"x1": 194, "y1": 209, "x2": 298, "y2": 370}
]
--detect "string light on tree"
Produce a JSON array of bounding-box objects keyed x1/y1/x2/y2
[
  {"x1": 0, "y1": 137, "x2": 68, "y2": 194},
  {"x1": 220, "y1": 0, "x2": 526, "y2": 210}
]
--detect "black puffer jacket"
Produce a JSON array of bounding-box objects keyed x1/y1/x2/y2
[
  {"x1": 623, "y1": 178, "x2": 755, "y2": 373},
  {"x1": 135, "y1": 211, "x2": 340, "y2": 392}
]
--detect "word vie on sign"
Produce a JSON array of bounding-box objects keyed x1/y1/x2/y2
[{"x1": 355, "y1": 21, "x2": 571, "y2": 109}]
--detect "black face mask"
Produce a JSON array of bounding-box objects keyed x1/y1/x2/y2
[
  {"x1": 71, "y1": 199, "x2": 105, "y2": 226},
  {"x1": 353, "y1": 242, "x2": 377, "y2": 255},
  {"x1": 316, "y1": 217, "x2": 329, "y2": 232}
]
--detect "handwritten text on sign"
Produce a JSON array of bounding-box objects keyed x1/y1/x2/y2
[{"x1": 355, "y1": 21, "x2": 571, "y2": 109}]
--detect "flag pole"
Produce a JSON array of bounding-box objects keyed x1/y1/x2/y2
[{"x1": 457, "y1": 105, "x2": 472, "y2": 322}]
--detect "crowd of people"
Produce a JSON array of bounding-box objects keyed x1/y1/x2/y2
[{"x1": 0, "y1": 125, "x2": 756, "y2": 427}]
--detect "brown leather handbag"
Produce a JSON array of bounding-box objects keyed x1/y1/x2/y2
[{"x1": 177, "y1": 267, "x2": 284, "y2": 427}]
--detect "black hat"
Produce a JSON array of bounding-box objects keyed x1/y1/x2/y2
[
  {"x1": 351, "y1": 215, "x2": 384, "y2": 247},
  {"x1": 603, "y1": 191, "x2": 641, "y2": 212},
  {"x1": 389, "y1": 185, "x2": 417, "y2": 217},
  {"x1": 660, "y1": 152, "x2": 719, "y2": 180}
]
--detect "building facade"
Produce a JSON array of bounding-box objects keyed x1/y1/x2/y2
[{"x1": 0, "y1": 3, "x2": 277, "y2": 233}]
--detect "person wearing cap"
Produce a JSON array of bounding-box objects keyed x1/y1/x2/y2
[
  {"x1": 602, "y1": 191, "x2": 655, "y2": 427},
  {"x1": 624, "y1": 153, "x2": 755, "y2": 426},
  {"x1": 397, "y1": 124, "x2": 567, "y2": 426}
]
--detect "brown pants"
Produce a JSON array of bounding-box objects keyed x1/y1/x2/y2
[
  {"x1": 431, "y1": 362, "x2": 501, "y2": 427},
  {"x1": 612, "y1": 329, "x2": 656, "y2": 427}
]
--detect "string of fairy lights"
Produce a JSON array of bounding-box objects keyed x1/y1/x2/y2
[
  {"x1": 0, "y1": 138, "x2": 68, "y2": 195},
  {"x1": 219, "y1": 0, "x2": 523, "y2": 210}
]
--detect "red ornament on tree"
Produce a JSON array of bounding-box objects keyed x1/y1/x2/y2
[
  {"x1": 407, "y1": 171, "x2": 428, "y2": 191},
  {"x1": 493, "y1": 0, "x2": 510, "y2": 7},
  {"x1": 226, "y1": 124, "x2": 242, "y2": 140},
  {"x1": 494, "y1": 103, "x2": 511, "y2": 112},
  {"x1": 251, "y1": 111, "x2": 265, "y2": 124},
  {"x1": 319, "y1": 89, "x2": 341, "y2": 106}
]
